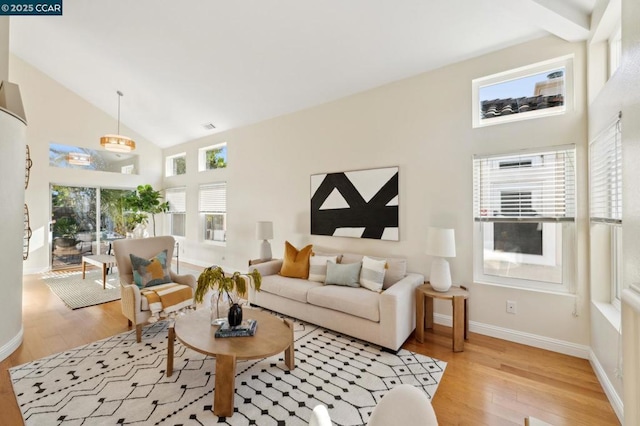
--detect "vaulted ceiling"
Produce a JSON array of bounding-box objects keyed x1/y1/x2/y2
[{"x1": 9, "y1": 0, "x2": 596, "y2": 148}]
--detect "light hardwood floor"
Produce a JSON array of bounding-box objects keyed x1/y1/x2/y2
[{"x1": 0, "y1": 269, "x2": 620, "y2": 425}]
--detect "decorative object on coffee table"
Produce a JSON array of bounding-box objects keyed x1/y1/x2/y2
[
  {"x1": 227, "y1": 302, "x2": 243, "y2": 326},
  {"x1": 256, "y1": 221, "x2": 273, "y2": 260},
  {"x1": 425, "y1": 227, "x2": 456, "y2": 292},
  {"x1": 195, "y1": 266, "x2": 261, "y2": 325}
]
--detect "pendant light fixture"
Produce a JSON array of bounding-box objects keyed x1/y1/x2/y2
[{"x1": 100, "y1": 90, "x2": 136, "y2": 152}]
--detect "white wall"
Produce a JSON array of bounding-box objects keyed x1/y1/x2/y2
[
  {"x1": 0, "y1": 17, "x2": 7, "y2": 81},
  {"x1": 9, "y1": 55, "x2": 165, "y2": 273},
  {"x1": 164, "y1": 35, "x2": 591, "y2": 352}
]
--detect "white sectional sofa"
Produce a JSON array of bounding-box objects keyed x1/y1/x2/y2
[{"x1": 248, "y1": 253, "x2": 424, "y2": 351}]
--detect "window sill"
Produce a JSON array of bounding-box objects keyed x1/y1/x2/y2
[
  {"x1": 592, "y1": 301, "x2": 621, "y2": 331},
  {"x1": 474, "y1": 279, "x2": 575, "y2": 297},
  {"x1": 204, "y1": 240, "x2": 226, "y2": 247}
]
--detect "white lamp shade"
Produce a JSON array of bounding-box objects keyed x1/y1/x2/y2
[
  {"x1": 256, "y1": 221, "x2": 273, "y2": 240},
  {"x1": 425, "y1": 227, "x2": 456, "y2": 258}
]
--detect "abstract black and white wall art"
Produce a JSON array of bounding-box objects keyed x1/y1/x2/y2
[{"x1": 311, "y1": 166, "x2": 399, "y2": 240}]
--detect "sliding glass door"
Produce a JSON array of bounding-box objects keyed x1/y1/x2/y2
[{"x1": 51, "y1": 185, "x2": 134, "y2": 269}]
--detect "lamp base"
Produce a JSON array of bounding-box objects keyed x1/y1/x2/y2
[
  {"x1": 259, "y1": 240, "x2": 272, "y2": 261},
  {"x1": 430, "y1": 257, "x2": 452, "y2": 292}
]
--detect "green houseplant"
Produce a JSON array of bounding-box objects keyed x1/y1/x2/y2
[
  {"x1": 123, "y1": 184, "x2": 169, "y2": 237},
  {"x1": 194, "y1": 266, "x2": 262, "y2": 326}
]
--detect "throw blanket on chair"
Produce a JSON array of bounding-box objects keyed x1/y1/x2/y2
[{"x1": 141, "y1": 283, "x2": 193, "y2": 322}]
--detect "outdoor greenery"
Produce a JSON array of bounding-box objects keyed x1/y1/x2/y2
[
  {"x1": 206, "y1": 147, "x2": 227, "y2": 169},
  {"x1": 123, "y1": 184, "x2": 169, "y2": 236}
]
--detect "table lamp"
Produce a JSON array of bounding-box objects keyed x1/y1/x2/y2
[
  {"x1": 256, "y1": 221, "x2": 273, "y2": 261},
  {"x1": 426, "y1": 227, "x2": 456, "y2": 292}
]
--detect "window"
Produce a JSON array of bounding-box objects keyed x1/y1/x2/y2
[
  {"x1": 199, "y1": 182, "x2": 226, "y2": 242},
  {"x1": 49, "y1": 142, "x2": 138, "y2": 174},
  {"x1": 472, "y1": 55, "x2": 573, "y2": 128},
  {"x1": 609, "y1": 26, "x2": 622, "y2": 78},
  {"x1": 165, "y1": 187, "x2": 186, "y2": 237},
  {"x1": 473, "y1": 146, "x2": 576, "y2": 292},
  {"x1": 166, "y1": 153, "x2": 186, "y2": 177},
  {"x1": 198, "y1": 143, "x2": 228, "y2": 171},
  {"x1": 590, "y1": 112, "x2": 622, "y2": 305}
]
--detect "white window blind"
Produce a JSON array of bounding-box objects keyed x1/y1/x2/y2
[
  {"x1": 165, "y1": 187, "x2": 186, "y2": 213},
  {"x1": 199, "y1": 182, "x2": 226, "y2": 213},
  {"x1": 590, "y1": 112, "x2": 622, "y2": 223},
  {"x1": 473, "y1": 146, "x2": 576, "y2": 222}
]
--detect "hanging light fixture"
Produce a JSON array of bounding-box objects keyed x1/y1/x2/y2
[{"x1": 100, "y1": 90, "x2": 136, "y2": 152}]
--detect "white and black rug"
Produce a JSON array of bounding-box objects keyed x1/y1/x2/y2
[{"x1": 10, "y1": 315, "x2": 446, "y2": 425}]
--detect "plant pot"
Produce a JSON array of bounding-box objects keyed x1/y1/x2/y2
[
  {"x1": 228, "y1": 303, "x2": 243, "y2": 327},
  {"x1": 54, "y1": 237, "x2": 77, "y2": 248}
]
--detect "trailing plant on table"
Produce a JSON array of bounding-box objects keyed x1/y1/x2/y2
[{"x1": 194, "y1": 266, "x2": 262, "y2": 305}]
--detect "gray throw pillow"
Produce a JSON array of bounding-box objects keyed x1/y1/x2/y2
[{"x1": 325, "y1": 261, "x2": 361, "y2": 287}]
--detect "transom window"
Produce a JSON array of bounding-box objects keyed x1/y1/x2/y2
[
  {"x1": 473, "y1": 146, "x2": 576, "y2": 292},
  {"x1": 166, "y1": 153, "x2": 186, "y2": 177},
  {"x1": 472, "y1": 55, "x2": 573, "y2": 128},
  {"x1": 198, "y1": 143, "x2": 228, "y2": 171},
  {"x1": 199, "y1": 182, "x2": 227, "y2": 243}
]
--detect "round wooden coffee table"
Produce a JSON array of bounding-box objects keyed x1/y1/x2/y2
[{"x1": 166, "y1": 308, "x2": 294, "y2": 417}]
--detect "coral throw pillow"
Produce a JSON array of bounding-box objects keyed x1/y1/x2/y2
[
  {"x1": 280, "y1": 241, "x2": 313, "y2": 279},
  {"x1": 130, "y1": 250, "x2": 172, "y2": 288}
]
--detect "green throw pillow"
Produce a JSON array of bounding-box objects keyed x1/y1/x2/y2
[
  {"x1": 130, "y1": 250, "x2": 172, "y2": 289},
  {"x1": 324, "y1": 261, "x2": 361, "y2": 287}
]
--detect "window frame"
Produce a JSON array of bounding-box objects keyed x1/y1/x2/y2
[
  {"x1": 165, "y1": 152, "x2": 187, "y2": 177},
  {"x1": 199, "y1": 182, "x2": 227, "y2": 244},
  {"x1": 473, "y1": 145, "x2": 576, "y2": 293},
  {"x1": 472, "y1": 55, "x2": 574, "y2": 128}
]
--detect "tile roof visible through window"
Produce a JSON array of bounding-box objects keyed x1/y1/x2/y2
[{"x1": 481, "y1": 94, "x2": 564, "y2": 119}]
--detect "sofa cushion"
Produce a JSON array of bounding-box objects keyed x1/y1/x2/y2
[
  {"x1": 130, "y1": 250, "x2": 171, "y2": 289},
  {"x1": 325, "y1": 261, "x2": 361, "y2": 287},
  {"x1": 360, "y1": 256, "x2": 386, "y2": 292},
  {"x1": 280, "y1": 241, "x2": 313, "y2": 279},
  {"x1": 309, "y1": 254, "x2": 338, "y2": 282},
  {"x1": 341, "y1": 253, "x2": 407, "y2": 289},
  {"x1": 308, "y1": 285, "x2": 380, "y2": 322},
  {"x1": 260, "y1": 274, "x2": 323, "y2": 303}
]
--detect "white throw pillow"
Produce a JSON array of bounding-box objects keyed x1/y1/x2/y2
[
  {"x1": 308, "y1": 255, "x2": 338, "y2": 282},
  {"x1": 359, "y1": 256, "x2": 387, "y2": 292}
]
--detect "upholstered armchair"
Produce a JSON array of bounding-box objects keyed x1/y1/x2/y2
[{"x1": 113, "y1": 236, "x2": 196, "y2": 342}]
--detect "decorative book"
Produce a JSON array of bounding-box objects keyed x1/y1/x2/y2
[{"x1": 214, "y1": 319, "x2": 258, "y2": 338}]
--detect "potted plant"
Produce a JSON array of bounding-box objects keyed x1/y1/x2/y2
[
  {"x1": 53, "y1": 216, "x2": 79, "y2": 248},
  {"x1": 194, "y1": 266, "x2": 262, "y2": 326},
  {"x1": 123, "y1": 184, "x2": 169, "y2": 237}
]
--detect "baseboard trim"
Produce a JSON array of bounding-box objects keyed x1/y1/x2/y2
[
  {"x1": 433, "y1": 313, "x2": 590, "y2": 359},
  {"x1": 0, "y1": 326, "x2": 23, "y2": 362},
  {"x1": 589, "y1": 349, "x2": 624, "y2": 423}
]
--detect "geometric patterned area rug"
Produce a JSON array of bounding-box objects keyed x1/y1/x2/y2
[
  {"x1": 10, "y1": 314, "x2": 446, "y2": 425},
  {"x1": 41, "y1": 269, "x2": 121, "y2": 310}
]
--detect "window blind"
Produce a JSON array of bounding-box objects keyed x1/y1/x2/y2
[
  {"x1": 473, "y1": 146, "x2": 576, "y2": 222},
  {"x1": 165, "y1": 187, "x2": 186, "y2": 213},
  {"x1": 199, "y1": 182, "x2": 226, "y2": 213},
  {"x1": 590, "y1": 112, "x2": 622, "y2": 224}
]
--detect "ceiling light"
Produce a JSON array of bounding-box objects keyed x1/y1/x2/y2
[
  {"x1": 100, "y1": 90, "x2": 136, "y2": 152},
  {"x1": 67, "y1": 152, "x2": 92, "y2": 166}
]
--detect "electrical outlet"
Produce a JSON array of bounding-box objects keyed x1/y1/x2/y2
[{"x1": 506, "y1": 300, "x2": 517, "y2": 314}]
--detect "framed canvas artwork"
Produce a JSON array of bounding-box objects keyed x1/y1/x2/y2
[{"x1": 310, "y1": 166, "x2": 399, "y2": 241}]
